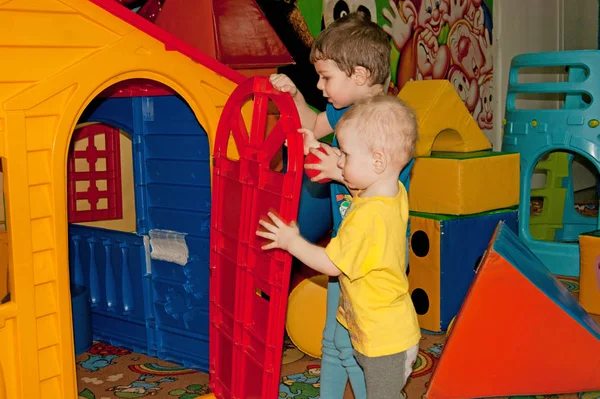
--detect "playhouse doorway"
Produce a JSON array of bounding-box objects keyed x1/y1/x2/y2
[
  {"x1": 529, "y1": 150, "x2": 600, "y2": 243},
  {"x1": 67, "y1": 79, "x2": 215, "y2": 391}
]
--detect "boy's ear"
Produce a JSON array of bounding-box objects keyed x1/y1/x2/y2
[
  {"x1": 352, "y1": 66, "x2": 370, "y2": 86},
  {"x1": 372, "y1": 150, "x2": 386, "y2": 174}
]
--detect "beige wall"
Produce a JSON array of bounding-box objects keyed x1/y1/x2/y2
[
  {"x1": 493, "y1": 0, "x2": 599, "y2": 150},
  {"x1": 563, "y1": 1, "x2": 599, "y2": 51},
  {"x1": 562, "y1": 2, "x2": 600, "y2": 193}
]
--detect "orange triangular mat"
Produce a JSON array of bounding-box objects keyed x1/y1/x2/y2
[{"x1": 426, "y1": 223, "x2": 600, "y2": 399}]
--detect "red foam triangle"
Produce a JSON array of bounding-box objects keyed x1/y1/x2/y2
[{"x1": 426, "y1": 250, "x2": 600, "y2": 399}]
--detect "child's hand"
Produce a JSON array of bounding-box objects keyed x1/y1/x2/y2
[
  {"x1": 298, "y1": 128, "x2": 320, "y2": 155},
  {"x1": 269, "y1": 74, "x2": 298, "y2": 98},
  {"x1": 304, "y1": 144, "x2": 343, "y2": 183},
  {"x1": 256, "y1": 212, "x2": 300, "y2": 251}
]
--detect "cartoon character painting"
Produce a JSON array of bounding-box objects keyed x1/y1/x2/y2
[
  {"x1": 107, "y1": 374, "x2": 176, "y2": 398},
  {"x1": 78, "y1": 354, "x2": 120, "y2": 372},
  {"x1": 385, "y1": 0, "x2": 493, "y2": 130},
  {"x1": 279, "y1": 365, "x2": 321, "y2": 399},
  {"x1": 383, "y1": 0, "x2": 451, "y2": 86},
  {"x1": 336, "y1": 194, "x2": 353, "y2": 219},
  {"x1": 255, "y1": 0, "x2": 493, "y2": 131},
  {"x1": 476, "y1": 74, "x2": 493, "y2": 130},
  {"x1": 78, "y1": 342, "x2": 132, "y2": 372},
  {"x1": 448, "y1": 65, "x2": 479, "y2": 112},
  {"x1": 323, "y1": 0, "x2": 380, "y2": 26},
  {"x1": 447, "y1": 19, "x2": 492, "y2": 82},
  {"x1": 168, "y1": 383, "x2": 212, "y2": 398}
]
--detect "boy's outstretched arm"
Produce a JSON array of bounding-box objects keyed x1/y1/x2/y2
[
  {"x1": 256, "y1": 212, "x2": 341, "y2": 277},
  {"x1": 312, "y1": 112, "x2": 334, "y2": 139},
  {"x1": 270, "y1": 74, "x2": 334, "y2": 139}
]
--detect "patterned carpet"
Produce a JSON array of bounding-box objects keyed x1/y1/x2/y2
[{"x1": 76, "y1": 276, "x2": 600, "y2": 399}]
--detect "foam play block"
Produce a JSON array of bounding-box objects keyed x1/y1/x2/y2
[
  {"x1": 409, "y1": 151, "x2": 520, "y2": 215},
  {"x1": 426, "y1": 222, "x2": 600, "y2": 399},
  {"x1": 579, "y1": 231, "x2": 600, "y2": 315},
  {"x1": 398, "y1": 80, "x2": 492, "y2": 157},
  {"x1": 408, "y1": 208, "x2": 518, "y2": 332}
]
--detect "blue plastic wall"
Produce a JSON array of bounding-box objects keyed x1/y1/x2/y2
[
  {"x1": 133, "y1": 95, "x2": 211, "y2": 370},
  {"x1": 70, "y1": 94, "x2": 211, "y2": 371},
  {"x1": 69, "y1": 225, "x2": 152, "y2": 353},
  {"x1": 438, "y1": 209, "x2": 518, "y2": 330}
]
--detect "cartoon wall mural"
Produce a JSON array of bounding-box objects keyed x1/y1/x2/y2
[{"x1": 255, "y1": 0, "x2": 494, "y2": 131}]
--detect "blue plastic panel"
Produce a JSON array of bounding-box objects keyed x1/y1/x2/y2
[
  {"x1": 71, "y1": 94, "x2": 212, "y2": 370},
  {"x1": 439, "y1": 209, "x2": 518, "y2": 330},
  {"x1": 69, "y1": 225, "x2": 153, "y2": 353},
  {"x1": 132, "y1": 95, "x2": 212, "y2": 371},
  {"x1": 79, "y1": 97, "x2": 134, "y2": 133}
]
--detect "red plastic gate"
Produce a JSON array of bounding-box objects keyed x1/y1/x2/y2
[{"x1": 209, "y1": 76, "x2": 303, "y2": 398}]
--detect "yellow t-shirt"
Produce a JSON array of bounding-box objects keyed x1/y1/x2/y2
[{"x1": 325, "y1": 181, "x2": 421, "y2": 357}]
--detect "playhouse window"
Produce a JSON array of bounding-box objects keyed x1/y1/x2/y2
[{"x1": 67, "y1": 124, "x2": 123, "y2": 223}]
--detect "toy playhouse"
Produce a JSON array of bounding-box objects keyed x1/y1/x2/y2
[{"x1": 0, "y1": 0, "x2": 287, "y2": 397}]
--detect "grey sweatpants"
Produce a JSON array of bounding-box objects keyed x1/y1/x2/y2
[{"x1": 354, "y1": 344, "x2": 419, "y2": 398}]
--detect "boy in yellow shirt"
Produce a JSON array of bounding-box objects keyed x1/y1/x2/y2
[{"x1": 256, "y1": 95, "x2": 421, "y2": 398}]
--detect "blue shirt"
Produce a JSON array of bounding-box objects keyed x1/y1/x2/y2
[{"x1": 326, "y1": 103, "x2": 414, "y2": 237}]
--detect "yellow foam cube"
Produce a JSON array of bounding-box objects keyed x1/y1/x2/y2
[{"x1": 409, "y1": 151, "x2": 520, "y2": 215}]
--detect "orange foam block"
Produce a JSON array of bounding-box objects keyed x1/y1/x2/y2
[{"x1": 426, "y1": 222, "x2": 600, "y2": 399}]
